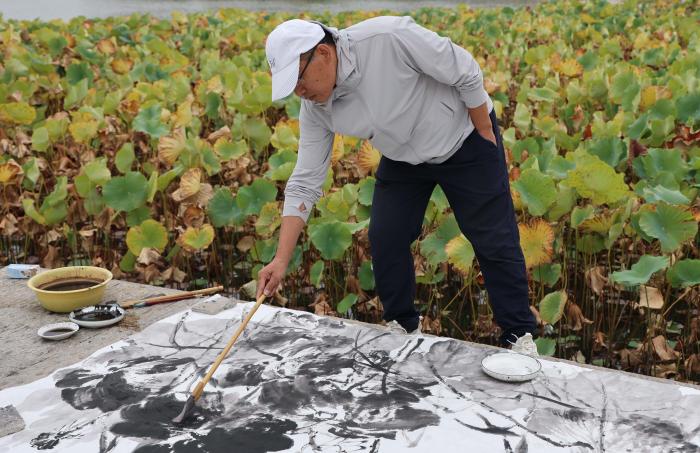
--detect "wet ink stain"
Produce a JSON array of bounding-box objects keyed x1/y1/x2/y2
[
  {"x1": 258, "y1": 381, "x2": 311, "y2": 412},
  {"x1": 222, "y1": 363, "x2": 266, "y2": 387},
  {"x1": 133, "y1": 415, "x2": 297, "y2": 453},
  {"x1": 58, "y1": 370, "x2": 149, "y2": 412},
  {"x1": 111, "y1": 394, "x2": 216, "y2": 440}
]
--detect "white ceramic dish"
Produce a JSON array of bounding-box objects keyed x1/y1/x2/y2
[
  {"x1": 481, "y1": 352, "x2": 541, "y2": 382},
  {"x1": 69, "y1": 304, "x2": 125, "y2": 328},
  {"x1": 38, "y1": 322, "x2": 79, "y2": 340}
]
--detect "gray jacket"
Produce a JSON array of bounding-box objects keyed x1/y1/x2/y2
[{"x1": 283, "y1": 16, "x2": 494, "y2": 221}]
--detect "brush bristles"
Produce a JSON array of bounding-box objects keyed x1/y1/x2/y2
[{"x1": 172, "y1": 395, "x2": 195, "y2": 424}]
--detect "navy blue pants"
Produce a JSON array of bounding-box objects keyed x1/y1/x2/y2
[{"x1": 368, "y1": 109, "x2": 536, "y2": 345}]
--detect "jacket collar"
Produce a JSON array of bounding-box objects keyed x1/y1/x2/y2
[{"x1": 307, "y1": 21, "x2": 358, "y2": 111}]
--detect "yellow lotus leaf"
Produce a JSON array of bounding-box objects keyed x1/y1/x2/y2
[
  {"x1": 357, "y1": 140, "x2": 381, "y2": 174},
  {"x1": 111, "y1": 58, "x2": 134, "y2": 75},
  {"x1": 511, "y1": 188, "x2": 524, "y2": 212},
  {"x1": 206, "y1": 75, "x2": 224, "y2": 94},
  {"x1": 519, "y1": 219, "x2": 554, "y2": 268},
  {"x1": 158, "y1": 127, "x2": 186, "y2": 165},
  {"x1": 173, "y1": 94, "x2": 193, "y2": 128},
  {"x1": 0, "y1": 159, "x2": 23, "y2": 185},
  {"x1": 69, "y1": 120, "x2": 98, "y2": 144},
  {"x1": 331, "y1": 134, "x2": 344, "y2": 164},
  {"x1": 171, "y1": 167, "x2": 201, "y2": 202},
  {"x1": 555, "y1": 58, "x2": 583, "y2": 77},
  {"x1": 97, "y1": 38, "x2": 116, "y2": 54},
  {"x1": 445, "y1": 234, "x2": 475, "y2": 275},
  {"x1": 580, "y1": 212, "x2": 616, "y2": 234},
  {"x1": 178, "y1": 224, "x2": 215, "y2": 252}
]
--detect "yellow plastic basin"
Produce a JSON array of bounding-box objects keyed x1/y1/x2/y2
[{"x1": 27, "y1": 266, "x2": 113, "y2": 313}]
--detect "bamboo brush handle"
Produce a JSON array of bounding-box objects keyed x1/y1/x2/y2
[
  {"x1": 191, "y1": 294, "x2": 266, "y2": 401},
  {"x1": 120, "y1": 286, "x2": 224, "y2": 308}
]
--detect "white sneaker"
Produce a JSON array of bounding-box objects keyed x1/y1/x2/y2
[
  {"x1": 508, "y1": 332, "x2": 539, "y2": 357},
  {"x1": 385, "y1": 319, "x2": 422, "y2": 336}
]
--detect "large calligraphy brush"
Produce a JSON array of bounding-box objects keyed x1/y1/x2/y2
[{"x1": 172, "y1": 294, "x2": 267, "y2": 424}]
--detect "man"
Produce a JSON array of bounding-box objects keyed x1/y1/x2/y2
[{"x1": 257, "y1": 16, "x2": 538, "y2": 352}]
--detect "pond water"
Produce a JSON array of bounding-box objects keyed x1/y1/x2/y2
[{"x1": 0, "y1": 0, "x2": 542, "y2": 21}]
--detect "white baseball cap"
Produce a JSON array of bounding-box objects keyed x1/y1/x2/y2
[{"x1": 266, "y1": 19, "x2": 325, "y2": 101}]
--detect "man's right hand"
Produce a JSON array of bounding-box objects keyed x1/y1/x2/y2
[{"x1": 256, "y1": 258, "x2": 288, "y2": 298}]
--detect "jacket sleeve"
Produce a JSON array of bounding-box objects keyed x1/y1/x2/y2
[
  {"x1": 391, "y1": 16, "x2": 489, "y2": 109},
  {"x1": 282, "y1": 102, "x2": 333, "y2": 223}
]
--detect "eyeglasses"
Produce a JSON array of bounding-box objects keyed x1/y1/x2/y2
[{"x1": 296, "y1": 45, "x2": 317, "y2": 88}]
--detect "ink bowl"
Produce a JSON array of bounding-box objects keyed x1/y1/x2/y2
[
  {"x1": 27, "y1": 266, "x2": 113, "y2": 313},
  {"x1": 38, "y1": 322, "x2": 80, "y2": 341}
]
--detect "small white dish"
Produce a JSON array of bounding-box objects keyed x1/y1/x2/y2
[
  {"x1": 69, "y1": 304, "x2": 125, "y2": 328},
  {"x1": 38, "y1": 322, "x2": 79, "y2": 340},
  {"x1": 481, "y1": 352, "x2": 541, "y2": 382}
]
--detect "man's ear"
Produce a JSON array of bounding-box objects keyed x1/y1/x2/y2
[{"x1": 317, "y1": 44, "x2": 333, "y2": 60}]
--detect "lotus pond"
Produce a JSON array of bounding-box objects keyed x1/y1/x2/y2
[{"x1": 0, "y1": 0, "x2": 699, "y2": 381}]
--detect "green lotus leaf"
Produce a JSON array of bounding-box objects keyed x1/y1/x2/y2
[
  {"x1": 641, "y1": 185, "x2": 690, "y2": 205},
  {"x1": 115, "y1": 143, "x2": 135, "y2": 174},
  {"x1": 547, "y1": 184, "x2": 576, "y2": 221},
  {"x1": 242, "y1": 117, "x2": 271, "y2": 152},
  {"x1": 133, "y1": 103, "x2": 170, "y2": 138},
  {"x1": 119, "y1": 250, "x2": 136, "y2": 273},
  {"x1": 667, "y1": 259, "x2": 700, "y2": 288},
  {"x1": 249, "y1": 238, "x2": 277, "y2": 263},
  {"x1": 535, "y1": 338, "x2": 557, "y2": 356},
  {"x1": 126, "y1": 206, "x2": 151, "y2": 227},
  {"x1": 310, "y1": 260, "x2": 325, "y2": 287},
  {"x1": 639, "y1": 203, "x2": 697, "y2": 253},
  {"x1": 64, "y1": 79, "x2": 89, "y2": 109},
  {"x1": 532, "y1": 262, "x2": 562, "y2": 286},
  {"x1": 309, "y1": 220, "x2": 352, "y2": 260},
  {"x1": 610, "y1": 69, "x2": 640, "y2": 112},
  {"x1": 0, "y1": 102, "x2": 36, "y2": 125},
  {"x1": 512, "y1": 168, "x2": 557, "y2": 216},
  {"x1": 358, "y1": 177, "x2": 376, "y2": 207},
  {"x1": 420, "y1": 214, "x2": 460, "y2": 267},
  {"x1": 180, "y1": 224, "x2": 215, "y2": 251},
  {"x1": 126, "y1": 219, "x2": 168, "y2": 255},
  {"x1": 21, "y1": 158, "x2": 40, "y2": 190},
  {"x1": 22, "y1": 198, "x2": 46, "y2": 225},
  {"x1": 610, "y1": 255, "x2": 670, "y2": 286},
  {"x1": 215, "y1": 139, "x2": 248, "y2": 161},
  {"x1": 103, "y1": 171, "x2": 149, "y2": 212},
  {"x1": 270, "y1": 124, "x2": 298, "y2": 150},
  {"x1": 83, "y1": 188, "x2": 104, "y2": 216},
  {"x1": 565, "y1": 151, "x2": 630, "y2": 205},
  {"x1": 337, "y1": 293, "x2": 359, "y2": 314},
  {"x1": 66, "y1": 62, "x2": 92, "y2": 85},
  {"x1": 45, "y1": 116, "x2": 68, "y2": 141},
  {"x1": 539, "y1": 291, "x2": 567, "y2": 325},
  {"x1": 237, "y1": 179, "x2": 278, "y2": 216},
  {"x1": 676, "y1": 92, "x2": 700, "y2": 127},
  {"x1": 265, "y1": 149, "x2": 297, "y2": 181},
  {"x1": 571, "y1": 205, "x2": 595, "y2": 228},
  {"x1": 586, "y1": 137, "x2": 626, "y2": 169},
  {"x1": 513, "y1": 103, "x2": 531, "y2": 133},
  {"x1": 359, "y1": 260, "x2": 375, "y2": 290},
  {"x1": 31, "y1": 127, "x2": 49, "y2": 152},
  {"x1": 634, "y1": 148, "x2": 688, "y2": 188},
  {"x1": 83, "y1": 158, "x2": 111, "y2": 185},
  {"x1": 208, "y1": 187, "x2": 246, "y2": 227}
]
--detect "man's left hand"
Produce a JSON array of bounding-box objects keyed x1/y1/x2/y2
[{"x1": 477, "y1": 127, "x2": 497, "y2": 147}]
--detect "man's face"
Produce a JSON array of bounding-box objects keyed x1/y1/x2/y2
[{"x1": 293, "y1": 43, "x2": 337, "y2": 103}]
